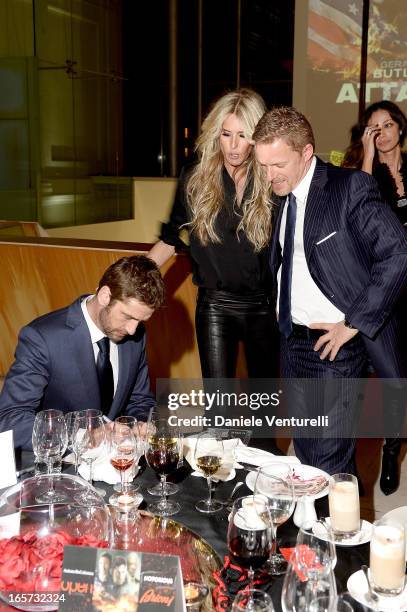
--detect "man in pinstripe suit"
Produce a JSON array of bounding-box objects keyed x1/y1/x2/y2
[{"x1": 253, "y1": 106, "x2": 407, "y2": 475}]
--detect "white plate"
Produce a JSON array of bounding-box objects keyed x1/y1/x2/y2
[
  {"x1": 313, "y1": 517, "x2": 373, "y2": 546},
  {"x1": 245, "y1": 463, "x2": 329, "y2": 500},
  {"x1": 347, "y1": 569, "x2": 407, "y2": 611}
]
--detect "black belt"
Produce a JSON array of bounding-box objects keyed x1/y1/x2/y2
[{"x1": 289, "y1": 323, "x2": 326, "y2": 340}]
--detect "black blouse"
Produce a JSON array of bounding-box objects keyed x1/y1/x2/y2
[
  {"x1": 159, "y1": 166, "x2": 273, "y2": 294},
  {"x1": 373, "y1": 153, "x2": 407, "y2": 226}
]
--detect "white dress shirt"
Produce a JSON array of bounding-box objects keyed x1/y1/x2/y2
[
  {"x1": 81, "y1": 296, "x2": 119, "y2": 394},
  {"x1": 278, "y1": 156, "x2": 344, "y2": 326}
]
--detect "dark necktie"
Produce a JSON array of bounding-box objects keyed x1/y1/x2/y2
[
  {"x1": 279, "y1": 193, "x2": 297, "y2": 337},
  {"x1": 96, "y1": 337, "x2": 114, "y2": 415}
]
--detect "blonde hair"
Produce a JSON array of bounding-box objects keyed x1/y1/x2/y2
[{"x1": 186, "y1": 89, "x2": 273, "y2": 251}]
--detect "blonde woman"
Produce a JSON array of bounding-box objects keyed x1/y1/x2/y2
[{"x1": 149, "y1": 89, "x2": 278, "y2": 378}]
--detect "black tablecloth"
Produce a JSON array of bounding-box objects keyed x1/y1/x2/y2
[{"x1": 12, "y1": 451, "x2": 371, "y2": 612}]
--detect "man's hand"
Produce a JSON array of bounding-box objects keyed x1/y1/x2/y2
[{"x1": 309, "y1": 321, "x2": 359, "y2": 361}]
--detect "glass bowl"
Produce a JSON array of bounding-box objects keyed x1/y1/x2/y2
[{"x1": 0, "y1": 474, "x2": 112, "y2": 611}]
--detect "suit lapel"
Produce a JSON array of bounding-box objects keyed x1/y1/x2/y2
[
  {"x1": 65, "y1": 297, "x2": 102, "y2": 411},
  {"x1": 304, "y1": 158, "x2": 329, "y2": 259},
  {"x1": 270, "y1": 196, "x2": 285, "y2": 272}
]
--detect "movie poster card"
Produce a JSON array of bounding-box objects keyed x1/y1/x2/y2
[{"x1": 59, "y1": 546, "x2": 186, "y2": 612}]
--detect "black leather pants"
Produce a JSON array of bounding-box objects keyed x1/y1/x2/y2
[{"x1": 195, "y1": 288, "x2": 279, "y2": 378}]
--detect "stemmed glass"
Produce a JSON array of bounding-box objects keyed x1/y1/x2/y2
[
  {"x1": 147, "y1": 409, "x2": 180, "y2": 497},
  {"x1": 74, "y1": 410, "x2": 107, "y2": 504},
  {"x1": 109, "y1": 419, "x2": 141, "y2": 508},
  {"x1": 112, "y1": 416, "x2": 143, "y2": 494},
  {"x1": 64, "y1": 411, "x2": 83, "y2": 474},
  {"x1": 281, "y1": 550, "x2": 337, "y2": 612},
  {"x1": 194, "y1": 432, "x2": 224, "y2": 513},
  {"x1": 32, "y1": 409, "x2": 68, "y2": 503},
  {"x1": 227, "y1": 496, "x2": 273, "y2": 604},
  {"x1": 232, "y1": 590, "x2": 274, "y2": 611},
  {"x1": 254, "y1": 463, "x2": 295, "y2": 575},
  {"x1": 295, "y1": 522, "x2": 337, "y2": 608},
  {"x1": 145, "y1": 418, "x2": 181, "y2": 516}
]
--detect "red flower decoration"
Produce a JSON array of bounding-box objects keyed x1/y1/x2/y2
[{"x1": 0, "y1": 530, "x2": 107, "y2": 595}]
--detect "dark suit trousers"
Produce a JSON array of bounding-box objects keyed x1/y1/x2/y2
[{"x1": 281, "y1": 333, "x2": 367, "y2": 475}]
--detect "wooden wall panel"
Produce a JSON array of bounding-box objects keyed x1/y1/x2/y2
[{"x1": 0, "y1": 239, "x2": 201, "y2": 385}]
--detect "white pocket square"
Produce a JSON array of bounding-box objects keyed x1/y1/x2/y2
[{"x1": 316, "y1": 231, "x2": 337, "y2": 245}]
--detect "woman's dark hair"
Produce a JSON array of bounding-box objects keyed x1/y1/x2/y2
[{"x1": 342, "y1": 100, "x2": 407, "y2": 169}]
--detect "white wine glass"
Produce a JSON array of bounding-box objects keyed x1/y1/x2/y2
[
  {"x1": 32, "y1": 409, "x2": 68, "y2": 503},
  {"x1": 194, "y1": 432, "x2": 224, "y2": 513},
  {"x1": 254, "y1": 463, "x2": 295, "y2": 575}
]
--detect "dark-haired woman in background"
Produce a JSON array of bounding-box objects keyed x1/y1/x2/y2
[
  {"x1": 343, "y1": 100, "x2": 407, "y2": 495},
  {"x1": 343, "y1": 100, "x2": 407, "y2": 225}
]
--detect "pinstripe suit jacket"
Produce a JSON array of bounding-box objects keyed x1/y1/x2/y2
[{"x1": 270, "y1": 158, "x2": 407, "y2": 375}]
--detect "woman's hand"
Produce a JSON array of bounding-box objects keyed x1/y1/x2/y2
[{"x1": 361, "y1": 125, "x2": 380, "y2": 173}]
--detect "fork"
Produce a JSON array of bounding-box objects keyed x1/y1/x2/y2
[{"x1": 362, "y1": 564, "x2": 380, "y2": 609}]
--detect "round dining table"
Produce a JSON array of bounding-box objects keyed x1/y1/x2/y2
[{"x1": 2, "y1": 450, "x2": 373, "y2": 612}]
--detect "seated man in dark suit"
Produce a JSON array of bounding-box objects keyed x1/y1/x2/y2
[{"x1": 0, "y1": 255, "x2": 165, "y2": 450}]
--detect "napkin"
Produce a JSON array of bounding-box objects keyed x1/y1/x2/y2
[
  {"x1": 234, "y1": 445, "x2": 300, "y2": 468},
  {"x1": 183, "y1": 437, "x2": 242, "y2": 481},
  {"x1": 78, "y1": 449, "x2": 121, "y2": 485}
]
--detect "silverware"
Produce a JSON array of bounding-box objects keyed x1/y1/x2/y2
[
  {"x1": 237, "y1": 462, "x2": 261, "y2": 472},
  {"x1": 362, "y1": 564, "x2": 379, "y2": 608},
  {"x1": 220, "y1": 481, "x2": 245, "y2": 507}
]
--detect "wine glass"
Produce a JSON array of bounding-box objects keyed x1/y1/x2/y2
[
  {"x1": 254, "y1": 463, "x2": 295, "y2": 575},
  {"x1": 296, "y1": 522, "x2": 337, "y2": 577},
  {"x1": 32, "y1": 409, "x2": 68, "y2": 503},
  {"x1": 147, "y1": 409, "x2": 180, "y2": 496},
  {"x1": 281, "y1": 550, "x2": 337, "y2": 612},
  {"x1": 194, "y1": 432, "x2": 224, "y2": 513},
  {"x1": 227, "y1": 496, "x2": 272, "y2": 596},
  {"x1": 109, "y1": 420, "x2": 140, "y2": 508},
  {"x1": 145, "y1": 418, "x2": 181, "y2": 516},
  {"x1": 74, "y1": 410, "x2": 107, "y2": 504},
  {"x1": 295, "y1": 522, "x2": 337, "y2": 608},
  {"x1": 309, "y1": 595, "x2": 353, "y2": 612},
  {"x1": 232, "y1": 589, "x2": 274, "y2": 611},
  {"x1": 112, "y1": 416, "x2": 143, "y2": 494},
  {"x1": 64, "y1": 411, "x2": 82, "y2": 474}
]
